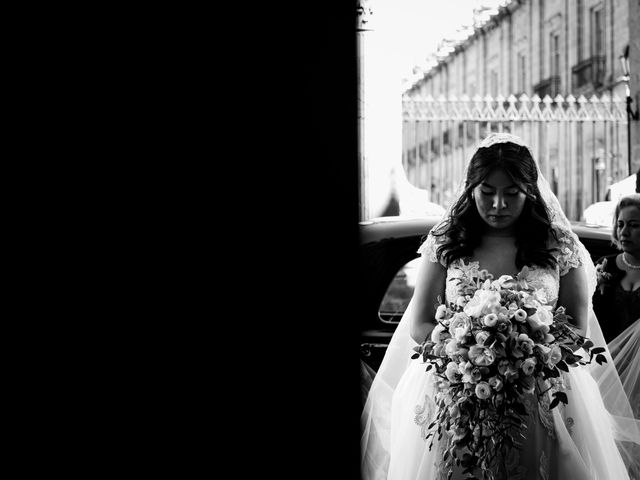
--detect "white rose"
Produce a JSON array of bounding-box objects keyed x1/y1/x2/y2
[
  {"x1": 483, "y1": 313, "x2": 499, "y2": 327},
  {"x1": 464, "y1": 290, "x2": 501, "y2": 318},
  {"x1": 513, "y1": 308, "x2": 527, "y2": 322},
  {"x1": 521, "y1": 357, "x2": 537, "y2": 376},
  {"x1": 492, "y1": 275, "x2": 516, "y2": 289},
  {"x1": 444, "y1": 339, "x2": 459, "y2": 356},
  {"x1": 448, "y1": 313, "x2": 472, "y2": 341},
  {"x1": 456, "y1": 296, "x2": 468, "y2": 308},
  {"x1": 535, "y1": 305, "x2": 553, "y2": 325},
  {"x1": 475, "y1": 381, "x2": 492, "y2": 400},
  {"x1": 435, "y1": 304, "x2": 448, "y2": 320},
  {"x1": 526, "y1": 308, "x2": 552, "y2": 333},
  {"x1": 445, "y1": 361, "x2": 460, "y2": 382},
  {"x1": 431, "y1": 323, "x2": 446, "y2": 342}
]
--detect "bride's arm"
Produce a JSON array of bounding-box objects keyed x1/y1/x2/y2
[
  {"x1": 409, "y1": 258, "x2": 447, "y2": 344},
  {"x1": 558, "y1": 265, "x2": 589, "y2": 336}
]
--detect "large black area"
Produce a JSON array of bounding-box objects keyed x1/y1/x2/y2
[{"x1": 244, "y1": 3, "x2": 362, "y2": 479}]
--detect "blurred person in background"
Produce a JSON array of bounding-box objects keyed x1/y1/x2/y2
[{"x1": 593, "y1": 194, "x2": 640, "y2": 421}]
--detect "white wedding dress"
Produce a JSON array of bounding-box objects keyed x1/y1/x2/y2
[{"x1": 362, "y1": 233, "x2": 640, "y2": 480}]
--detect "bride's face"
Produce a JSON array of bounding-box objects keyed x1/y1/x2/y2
[{"x1": 473, "y1": 167, "x2": 527, "y2": 235}]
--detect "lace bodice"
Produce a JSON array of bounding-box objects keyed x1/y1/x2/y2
[
  {"x1": 418, "y1": 224, "x2": 587, "y2": 298},
  {"x1": 445, "y1": 259, "x2": 560, "y2": 307}
]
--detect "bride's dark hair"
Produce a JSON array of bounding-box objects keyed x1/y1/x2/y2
[{"x1": 432, "y1": 141, "x2": 559, "y2": 269}]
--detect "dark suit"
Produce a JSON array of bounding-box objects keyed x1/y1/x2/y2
[{"x1": 592, "y1": 253, "x2": 640, "y2": 343}]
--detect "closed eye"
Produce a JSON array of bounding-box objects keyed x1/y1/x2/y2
[{"x1": 480, "y1": 189, "x2": 520, "y2": 196}]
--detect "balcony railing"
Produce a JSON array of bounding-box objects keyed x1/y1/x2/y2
[{"x1": 572, "y1": 56, "x2": 606, "y2": 91}]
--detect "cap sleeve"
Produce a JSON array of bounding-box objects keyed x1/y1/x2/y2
[
  {"x1": 552, "y1": 226, "x2": 584, "y2": 276},
  {"x1": 417, "y1": 231, "x2": 448, "y2": 267}
]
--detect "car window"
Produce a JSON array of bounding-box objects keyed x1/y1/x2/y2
[{"x1": 378, "y1": 257, "x2": 420, "y2": 323}]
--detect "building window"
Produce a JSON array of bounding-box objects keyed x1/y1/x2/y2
[
  {"x1": 518, "y1": 53, "x2": 526, "y2": 94},
  {"x1": 591, "y1": 6, "x2": 605, "y2": 87},
  {"x1": 550, "y1": 33, "x2": 561, "y2": 95},
  {"x1": 539, "y1": 0, "x2": 545, "y2": 78},
  {"x1": 577, "y1": 0, "x2": 584, "y2": 61},
  {"x1": 571, "y1": 5, "x2": 606, "y2": 91},
  {"x1": 490, "y1": 70, "x2": 498, "y2": 97},
  {"x1": 590, "y1": 6, "x2": 604, "y2": 58}
]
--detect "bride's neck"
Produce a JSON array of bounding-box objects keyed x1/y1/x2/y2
[{"x1": 482, "y1": 232, "x2": 516, "y2": 239}]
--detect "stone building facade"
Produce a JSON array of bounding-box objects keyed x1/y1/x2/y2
[
  {"x1": 407, "y1": 0, "x2": 630, "y2": 104},
  {"x1": 402, "y1": 0, "x2": 639, "y2": 218}
]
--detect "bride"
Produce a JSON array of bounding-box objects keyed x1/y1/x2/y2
[{"x1": 360, "y1": 133, "x2": 640, "y2": 479}]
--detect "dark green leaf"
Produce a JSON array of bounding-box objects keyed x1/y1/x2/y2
[
  {"x1": 411, "y1": 353, "x2": 420, "y2": 359},
  {"x1": 564, "y1": 354, "x2": 580, "y2": 365},
  {"x1": 591, "y1": 347, "x2": 606, "y2": 355},
  {"x1": 553, "y1": 391, "x2": 568, "y2": 404},
  {"x1": 582, "y1": 339, "x2": 594, "y2": 349},
  {"x1": 596, "y1": 354, "x2": 607, "y2": 365},
  {"x1": 556, "y1": 360, "x2": 569, "y2": 372},
  {"x1": 426, "y1": 365, "x2": 433, "y2": 371},
  {"x1": 549, "y1": 397, "x2": 560, "y2": 410}
]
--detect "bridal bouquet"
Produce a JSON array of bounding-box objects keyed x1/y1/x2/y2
[{"x1": 413, "y1": 266, "x2": 607, "y2": 479}]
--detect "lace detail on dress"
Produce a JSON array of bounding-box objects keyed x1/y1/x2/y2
[
  {"x1": 414, "y1": 394, "x2": 436, "y2": 439},
  {"x1": 552, "y1": 226, "x2": 584, "y2": 276},
  {"x1": 433, "y1": 442, "x2": 447, "y2": 480},
  {"x1": 539, "y1": 450, "x2": 549, "y2": 480},
  {"x1": 565, "y1": 417, "x2": 575, "y2": 436},
  {"x1": 417, "y1": 232, "x2": 447, "y2": 266},
  {"x1": 537, "y1": 375, "x2": 573, "y2": 440},
  {"x1": 549, "y1": 376, "x2": 575, "y2": 437},
  {"x1": 446, "y1": 261, "x2": 560, "y2": 309},
  {"x1": 504, "y1": 447, "x2": 527, "y2": 480},
  {"x1": 517, "y1": 266, "x2": 559, "y2": 308},
  {"x1": 538, "y1": 388, "x2": 556, "y2": 439}
]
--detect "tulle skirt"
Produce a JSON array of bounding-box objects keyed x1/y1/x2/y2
[
  {"x1": 385, "y1": 358, "x2": 631, "y2": 480},
  {"x1": 609, "y1": 319, "x2": 640, "y2": 419}
]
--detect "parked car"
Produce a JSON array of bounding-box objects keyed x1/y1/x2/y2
[
  {"x1": 359, "y1": 215, "x2": 616, "y2": 372},
  {"x1": 581, "y1": 173, "x2": 637, "y2": 226}
]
